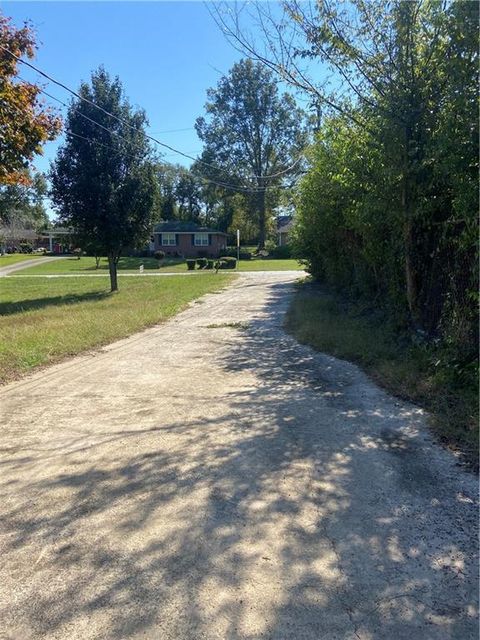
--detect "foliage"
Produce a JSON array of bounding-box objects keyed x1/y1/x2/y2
[
  {"x1": 196, "y1": 257, "x2": 208, "y2": 269},
  {"x1": 72, "y1": 248, "x2": 82, "y2": 260},
  {"x1": 186, "y1": 259, "x2": 196, "y2": 270},
  {"x1": 49, "y1": 67, "x2": 158, "y2": 292},
  {"x1": 154, "y1": 250, "x2": 165, "y2": 262},
  {"x1": 196, "y1": 59, "x2": 308, "y2": 248},
  {"x1": 269, "y1": 244, "x2": 292, "y2": 259},
  {"x1": 0, "y1": 12, "x2": 61, "y2": 184},
  {"x1": 220, "y1": 247, "x2": 252, "y2": 260},
  {"x1": 0, "y1": 170, "x2": 49, "y2": 233},
  {"x1": 291, "y1": 1, "x2": 478, "y2": 362},
  {"x1": 216, "y1": 256, "x2": 237, "y2": 270}
]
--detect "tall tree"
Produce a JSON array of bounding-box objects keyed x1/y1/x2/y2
[
  {"x1": 215, "y1": 1, "x2": 478, "y2": 337},
  {"x1": 0, "y1": 12, "x2": 61, "y2": 184},
  {"x1": 195, "y1": 59, "x2": 307, "y2": 248},
  {"x1": 50, "y1": 68, "x2": 157, "y2": 292}
]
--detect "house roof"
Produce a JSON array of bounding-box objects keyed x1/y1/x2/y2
[
  {"x1": 153, "y1": 221, "x2": 227, "y2": 235},
  {"x1": 277, "y1": 216, "x2": 294, "y2": 233}
]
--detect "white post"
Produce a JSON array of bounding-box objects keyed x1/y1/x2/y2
[
  {"x1": 49, "y1": 233, "x2": 53, "y2": 252},
  {"x1": 236, "y1": 229, "x2": 240, "y2": 268}
]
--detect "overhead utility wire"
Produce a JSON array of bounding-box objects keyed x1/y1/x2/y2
[
  {"x1": 27, "y1": 84, "x2": 266, "y2": 194},
  {"x1": 3, "y1": 45, "x2": 302, "y2": 182}
]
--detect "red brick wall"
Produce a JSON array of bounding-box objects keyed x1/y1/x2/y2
[{"x1": 154, "y1": 233, "x2": 227, "y2": 258}]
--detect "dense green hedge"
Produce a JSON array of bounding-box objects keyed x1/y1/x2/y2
[{"x1": 293, "y1": 1, "x2": 478, "y2": 375}]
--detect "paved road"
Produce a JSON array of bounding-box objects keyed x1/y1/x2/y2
[
  {"x1": 0, "y1": 255, "x2": 64, "y2": 276},
  {"x1": 0, "y1": 272, "x2": 477, "y2": 640}
]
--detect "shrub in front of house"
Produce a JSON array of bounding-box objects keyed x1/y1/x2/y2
[
  {"x1": 216, "y1": 257, "x2": 237, "y2": 270},
  {"x1": 196, "y1": 257, "x2": 208, "y2": 269},
  {"x1": 221, "y1": 248, "x2": 252, "y2": 260},
  {"x1": 186, "y1": 259, "x2": 196, "y2": 270},
  {"x1": 19, "y1": 243, "x2": 33, "y2": 254},
  {"x1": 73, "y1": 248, "x2": 83, "y2": 260},
  {"x1": 269, "y1": 244, "x2": 292, "y2": 259},
  {"x1": 205, "y1": 260, "x2": 214, "y2": 269},
  {"x1": 154, "y1": 250, "x2": 165, "y2": 263}
]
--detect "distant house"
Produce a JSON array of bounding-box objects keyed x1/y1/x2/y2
[
  {"x1": 152, "y1": 221, "x2": 228, "y2": 258},
  {"x1": 277, "y1": 215, "x2": 293, "y2": 246}
]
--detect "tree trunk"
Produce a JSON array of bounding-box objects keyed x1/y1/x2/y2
[
  {"x1": 108, "y1": 254, "x2": 118, "y2": 292},
  {"x1": 401, "y1": 169, "x2": 418, "y2": 326},
  {"x1": 95, "y1": 255, "x2": 101, "y2": 269},
  {"x1": 257, "y1": 187, "x2": 267, "y2": 250}
]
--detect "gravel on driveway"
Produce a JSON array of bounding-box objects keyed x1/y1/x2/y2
[{"x1": 0, "y1": 272, "x2": 477, "y2": 640}]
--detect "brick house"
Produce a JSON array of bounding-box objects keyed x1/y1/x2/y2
[{"x1": 152, "y1": 221, "x2": 228, "y2": 258}]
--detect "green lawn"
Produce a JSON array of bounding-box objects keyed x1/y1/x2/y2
[
  {"x1": 0, "y1": 274, "x2": 231, "y2": 385},
  {"x1": 286, "y1": 282, "x2": 479, "y2": 469},
  {"x1": 237, "y1": 259, "x2": 302, "y2": 271},
  {"x1": 21, "y1": 255, "x2": 304, "y2": 274},
  {"x1": 0, "y1": 253, "x2": 48, "y2": 267}
]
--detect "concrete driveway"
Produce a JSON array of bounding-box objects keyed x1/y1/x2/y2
[
  {"x1": 0, "y1": 255, "x2": 65, "y2": 276},
  {"x1": 0, "y1": 272, "x2": 477, "y2": 640}
]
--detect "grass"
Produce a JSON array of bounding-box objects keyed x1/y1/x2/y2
[
  {"x1": 285, "y1": 281, "x2": 479, "y2": 469},
  {"x1": 0, "y1": 253, "x2": 48, "y2": 267},
  {"x1": 20, "y1": 255, "x2": 304, "y2": 275},
  {"x1": 0, "y1": 274, "x2": 231, "y2": 385}
]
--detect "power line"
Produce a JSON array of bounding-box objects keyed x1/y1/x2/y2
[
  {"x1": 12, "y1": 78, "x2": 277, "y2": 195},
  {"x1": 148, "y1": 127, "x2": 195, "y2": 134},
  {"x1": 2, "y1": 44, "x2": 303, "y2": 182}
]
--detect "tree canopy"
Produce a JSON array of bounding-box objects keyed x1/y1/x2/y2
[
  {"x1": 195, "y1": 58, "x2": 307, "y2": 247},
  {"x1": 50, "y1": 67, "x2": 157, "y2": 292},
  {"x1": 0, "y1": 12, "x2": 61, "y2": 185}
]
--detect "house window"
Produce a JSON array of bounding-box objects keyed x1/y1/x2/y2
[
  {"x1": 194, "y1": 233, "x2": 209, "y2": 246},
  {"x1": 162, "y1": 233, "x2": 176, "y2": 246}
]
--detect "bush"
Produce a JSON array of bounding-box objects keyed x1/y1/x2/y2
[
  {"x1": 186, "y1": 259, "x2": 196, "y2": 271},
  {"x1": 154, "y1": 250, "x2": 165, "y2": 262},
  {"x1": 19, "y1": 243, "x2": 33, "y2": 254},
  {"x1": 205, "y1": 260, "x2": 214, "y2": 270},
  {"x1": 264, "y1": 240, "x2": 276, "y2": 254},
  {"x1": 73, "y1": 248, "x2": 83, "y2": 260},
  {"x1": 221, "y1": 247, "x2": 252, "y2": 260},
  {"x1": 269, "y1": 244, "x2": 292, "y2": 259},
  {"x1": 196, "y1": 257, "x2": 208, "y2": 269},
  {"x1": 216, "y1": 257, "x2": 237, "y2": 270}
]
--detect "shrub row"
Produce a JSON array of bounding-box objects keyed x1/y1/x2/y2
[{"x1": 186, "y1": 258, "x2": 217, "y2": 270}]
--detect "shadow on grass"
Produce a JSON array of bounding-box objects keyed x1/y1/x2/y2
[
  {"x1": 0, "y1": 279, "x2": 477, "y2": 639},
  {"x1": 0, "y1": 289, "x2": 111, "y2": 316}
]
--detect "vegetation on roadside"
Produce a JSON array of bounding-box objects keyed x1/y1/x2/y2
[
  {"x1": 286, "y1": 283, "x2": 479, "y2": 469},
  {"x1": 0, "y1": 274, "x2": 231, "y2": 384},
  {"x1": 290, "y1": 1, "x2": 478, "y2": 366}
]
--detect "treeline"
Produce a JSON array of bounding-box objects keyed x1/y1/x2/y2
[{"x1": 293, "y1": 1, "x2": 478, "y2": 360}]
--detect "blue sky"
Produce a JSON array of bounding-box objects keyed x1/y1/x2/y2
[{"x1": 2, "y1": 1, "x2": 252, "y2": 176}]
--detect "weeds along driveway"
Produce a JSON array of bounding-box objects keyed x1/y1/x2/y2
[{"x1": 0, "y1": 272, "x2": 477, "y2": 640}]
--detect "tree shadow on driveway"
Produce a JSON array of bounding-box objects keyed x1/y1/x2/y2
[{"x1": 0, "y1": 280, "x2": 478, "y2": 640}]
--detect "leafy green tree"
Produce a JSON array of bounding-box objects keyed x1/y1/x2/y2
[
  {"x1": 50, "y1": 68, "x2": 157, "y2": 292},
  {"x1": 0, "y1": 170, "x2": 49, "y2": 230},
  {"x1": 215, "y1": 1, "x2": 478, "y2": 333},
  {"x1": 292, "y1": 1, "x2": 478, "y2": 355},
  {"x1": 175, "y1": 168, "x2": 202, "y2": 222},
  {"x1": 195, "y1": 59, "x2": 307, "y2": 248}
]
